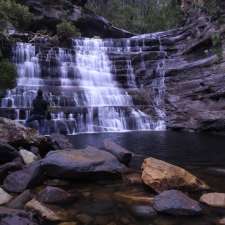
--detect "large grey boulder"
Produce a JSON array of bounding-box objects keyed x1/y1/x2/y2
[
  {"x1": 153, "y1": 190, "x2": 202, "y2": 216},
  {"x1": 3, "y1": 161, "x2": 43, "y2": 193},
  {"x1": 42, "y1": 147, "x2": 126, "y2": 179}
]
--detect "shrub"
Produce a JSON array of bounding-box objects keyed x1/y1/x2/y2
[
  {"x1": 0, "y1": 59, "x2": 17, "y2": 91},
  {"x1": 0, "y1": 0, "x2": 33, "y2": 30},
  {"x1": 56, "y1": 21, "x2": 80, "y2": 39}
]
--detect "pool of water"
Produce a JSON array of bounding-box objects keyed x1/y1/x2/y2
[
  {"x1": 65, "y1": 131, "x2": 225, "y2": 225},
  {"x1": 69, "y1": 131, "x2": 225, "y2": 167}
]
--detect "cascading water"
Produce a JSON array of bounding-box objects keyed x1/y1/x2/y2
[{"x1": 0, "y1": 35, "x2": 166, "y2": 134}]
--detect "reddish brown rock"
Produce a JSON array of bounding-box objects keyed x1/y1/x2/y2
[{"x1": 142, "y1": 157, "x2": 209, "y2": 193}]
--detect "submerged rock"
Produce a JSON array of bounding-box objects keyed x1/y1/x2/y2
[
  {"x1": 130, "y1": 205, "x2": 157, "y2": 219},
  {"x1": 3, "y1": 161, "x2": 43, "y2": 193},
  {"x1": 153, "y1": 190, "x2": 202, "y2": 216},
  {"x1": 114, "y1": 192, "x2": 154, "y2": 205},
  {"x1": 142, "y1": 157, "x2": 209, "y2": 193},
  {"x1": 47, "y1": 134, "x2": 74, "y2": 150},
  {"x1": 42, "y1": 147, "x2": 126, "y2": 179},
  {"x1": 7, "y1": 190, "x2": 33, "y2": 209},
  {"x1": 38, "y1": 186, "x2": 73, "y2": 204},
  {"x1": 103, "y1": 139, "x2": 133, "y2": 166},
  {"x1": 200, "y1": 193, "x2": 225, "y2": 208},
  {"x1": 0, "y1": 188, "x2": 12, "y2": 205},
  {"x1": 25, "y1": 199, "x2": 68, "y2": 222}
]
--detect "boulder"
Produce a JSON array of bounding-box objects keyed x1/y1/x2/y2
[
  {"x1": 200, "y1": 193, "x2": 225, "y2": 208},
  {"x1": 7, "y1": 190, "x2": 33, "y2": 209},
  {"x1": 0, "y1": 207, "x2": 38, "y2": 225},
  {"x1": 0, "y1": 188, "x2": 12, "y2": 205},
  {"x1": 0, "y1": 142, "x2": 21, "y2": 164},
  {"x1": 129, "y1": 205, "x2": 157, "y2": 219},
  {"x1": 142, "y1": 157, "x2": 209, "y2": 193},
  {"x1": 153, "y1": 190, "x2": 202, "y2": 216},
  {"x1": 0, "y1": 159, "x2": 24, "y2": 183},
  {"x1": 48, "y1": 134, "x2": 74, "y2": 150},
  {"x1": 25, "y1": 199, "x2": 71, "y2": 222},
  {"x1": 3, "y1": 161, "x2": 43, "y2": 193},
  {"x1": 38, "y1": 186, "x2": 73, "y2": 204},
  {"x1": 0, "y1": 117, "x2": 52, "y2": 154},
  {"x1": 42, "y1": 147, "x2": 126, "y2": 179},
  {"x1": 19, "y1": 149, "x2": 38, "y2": 165},
  {"x1": 103, "y1": 139, "x2": 133, "y2": 166}
]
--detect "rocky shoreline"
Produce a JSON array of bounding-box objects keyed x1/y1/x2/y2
[{"x1": 0, "y1": 117, "x2": 224, "y2": 225}]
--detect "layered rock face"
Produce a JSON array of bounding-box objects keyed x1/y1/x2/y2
[{"x1": 164, "y1": 15, "x2": 225, "y2": 131}]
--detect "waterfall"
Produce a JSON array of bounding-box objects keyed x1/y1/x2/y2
[{"x1": 0, "y1": 36, "x2": 166, "y2": 134}]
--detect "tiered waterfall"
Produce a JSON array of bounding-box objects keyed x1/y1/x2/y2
[{"x1": 0, "y1": 35, "x2": 166, "y2": 134}]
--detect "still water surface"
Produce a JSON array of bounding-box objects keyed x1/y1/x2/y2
[{"x1": 67, "y1": 131, "x2": 225, "y2": 225}]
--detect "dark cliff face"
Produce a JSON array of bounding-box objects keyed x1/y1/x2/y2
[
  {"x1": 162, "y1": 14, "x2": 225, "y2": 132},
  {"x1": 19, "y1": 0, "x2": 133, "y2": 38}
]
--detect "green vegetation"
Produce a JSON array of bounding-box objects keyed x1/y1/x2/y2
[
  {"x1": 0, "y1": 0, "x2": 33, "y2": 32},
  {"x1": 57, "y1": 21, "x2": 80, "y2": 39},
  {"x1": 87, "y1": 0, "x2": 183, "y2": 34},
  {"x1": 0, "y1": 58, "x2": 17, "y2": 92}
]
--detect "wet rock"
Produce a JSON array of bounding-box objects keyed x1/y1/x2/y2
[
  {"x1": 25, "y1": 199, "x2": 68, "y2": 222},
  {"x1": 38, "y1": 186, "x2": 73, "y2": 204},
  {"x1": 142, "y1": 157, "x2": 209, "y2": 193},
  {"x1": 0, "y1": 207, "x2": 38, "y2": 225},
  {"x1": 0, "y1": 142, "x2": 20, "y2": 164},
  {"x1": 153, "y1": 190, "x2": 202, "y2": 216},
  {"x1": 0, "y1": 159, "x2": 24, "y2": 183},
  {"x1": 3, "y1": 161, "x2": 43, "y2": 193},
  {"x1": 0, "y1": 188, "x2": 12, "y2": 205},
  {"x1": 42, "y1": 147, "x2": 126, "y2": 179},
  {"x1": 200, "y1": 193, "x2": 225, "y2": 208},
  {"x1": 130, "y1": 205, "x2": 157, "y2": 219},
  {"x1": 103, "y1": 139, "x2": 133, "y2": 166},
  {"x1": 76, "y1": 214, "x2": 93, "y2": 225},
  {"x1": 48, "y1": 134, "x2": 74, "y2": 150},
  {"x1": 19, "y1": 149, "x2": 38, "y2": 165},
  {"x1": 7, "y1": 190, "x2": 33, "y2": 209}
]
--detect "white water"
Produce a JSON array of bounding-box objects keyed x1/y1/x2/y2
[{"x1": 0, "y1": 37, "x2": 166, "y2": 134}]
